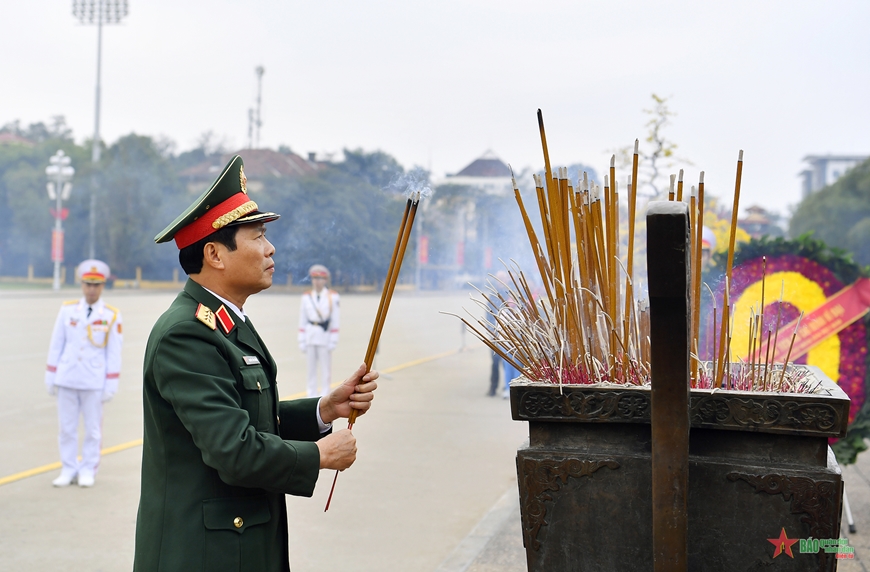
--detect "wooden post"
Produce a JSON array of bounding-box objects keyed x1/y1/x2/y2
[
  {"x1": 172, "y1": 268, "x2": 179, "y2": 284},
  {"x1": 646, "y1": 201, "x2": 690, "y2": 571},
  {"x1": 136, "y1": 266, "x2": 142, "y2": 287}
]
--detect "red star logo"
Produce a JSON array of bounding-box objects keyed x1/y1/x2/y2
[{"x1": 767, "y1": 528, "x2": 799, "y2": 558}]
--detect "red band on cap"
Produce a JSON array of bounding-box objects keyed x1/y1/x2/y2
[
  {"x1": 81, "y1": 272, "x2": 106, "y2": 281},
  {"x1": 174, "y1": 193, "x2": 256, "y2": 249}
]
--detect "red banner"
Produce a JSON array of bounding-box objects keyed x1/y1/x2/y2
[
  {"x1": 418, "y1": 235, "x2": 429, "y2": 264},
  {"x1": 750, "y1": 277, "x2": 870, "y2": 362},
  {"x1": 51, "y1": 229, "x2": 64, "y2": 262}
]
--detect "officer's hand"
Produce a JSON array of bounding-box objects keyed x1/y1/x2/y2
[
  {"x1": 101, "y1": 391, "x2": 114, "y2": 403},
  {"x1": 319, "y1": 363, "x2": 378, "y2": 424},
  {"x1": 46, "y1": 384, "x2": 57, "y2": 397},
  {"x1": 315, "y1": 429, "x2": 357, "y2": 470},
  {"x1": 299, "y1": 344, "x2": 307, "y2": 353}
]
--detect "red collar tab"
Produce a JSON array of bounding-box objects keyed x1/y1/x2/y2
[{"x1": 215, "y1": 305, "x2": 236, "y2": 335}]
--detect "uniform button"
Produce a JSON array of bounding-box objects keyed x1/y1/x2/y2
[
  {"x1": 257, "y1": 381, "x2": 262, "y2": 392},
  {"x1": 233, "y1": 517, "x2": 243, "y2": 528}
]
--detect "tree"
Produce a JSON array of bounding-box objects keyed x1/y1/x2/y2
[
  {"x1": 0, "y1": 118, "x2": 87, "y2": 277},
  {"x1": 94, "y1": 134, "x2": 187, "y2": 279},
  {"x1": 789, "y1": 157, "x2": 870, "y2": 266},
  {"x1": 262, "y1": 149, "x2": 407, "y2": 286},
  {"x1": 615, "y1": 94, "x2": 688, "y2": 198}
]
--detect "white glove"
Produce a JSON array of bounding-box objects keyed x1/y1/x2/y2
[
  {"x1": 299, "y1": 344, "x2": 307, "y2": 353},
  {"x1": 327, "y1": 344, "x2": 337, "y2": 352},
  {"x1": 101, "y1": 391, "x2": 115, "y2": 403},
  {"x1": 45, "y1": 372, "x2": 57, "y2": 396}
]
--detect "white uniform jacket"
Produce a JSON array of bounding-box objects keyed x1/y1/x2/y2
[
  {"x1": 298, "y1": 289, "x2": 340, "y2": 350},
  {"x1": 45, "y1": 298, "x2": 123, "y2": 395}
]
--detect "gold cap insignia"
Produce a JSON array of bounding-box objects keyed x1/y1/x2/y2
[
  {"x1": 195, "y1": 303, "x2": 216, "y2": 330},
  {"x1": 240, "y1": 165, "x2": 247, "y2": 194}
]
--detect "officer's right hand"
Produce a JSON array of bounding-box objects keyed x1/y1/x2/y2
[
  {"x1": 315, "y1": 429, "x2": 357, "y2": 471},
  {"x1": 299, "y1": 344, "x2": 307, "y2": 353},
  {"x1": 46, "y1": 384, "x2": 57, "y2": 397}
]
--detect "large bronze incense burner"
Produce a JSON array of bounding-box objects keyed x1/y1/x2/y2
[
  {"x1": 511, "y1": 375, "x2": 848, "y2": 571},
  {"x1": 508, "y1": 202, "x2": 848, "y2": 571}
]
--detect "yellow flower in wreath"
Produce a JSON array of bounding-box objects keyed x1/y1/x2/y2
[{"x1": 731, "y1": 271, "x2": 840, "y2": 384}]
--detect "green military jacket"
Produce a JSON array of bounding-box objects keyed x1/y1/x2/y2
[{"x1": 134, "y1": 280, "x2": 324, "y2": 572}]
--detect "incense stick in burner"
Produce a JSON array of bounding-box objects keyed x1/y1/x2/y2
[{"x1": 676, "y1": 169, "x2": 684, "y2": 202}]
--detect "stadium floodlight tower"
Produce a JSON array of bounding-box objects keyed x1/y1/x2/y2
[{"x1": 72, "y1": 0, "x2": 128, "y2": 258}]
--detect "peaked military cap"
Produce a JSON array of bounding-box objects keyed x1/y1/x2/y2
[
  {"x1": 308, "y1": 264, "x2": 330, "y2": 278},
  {"x1": 78, "y1": 259, "x2": 110, "y2": 283},
  {"x1": 154, "y1": 155, "x2": 280, "y2": 249}
]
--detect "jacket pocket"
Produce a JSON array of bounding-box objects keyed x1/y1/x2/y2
[
  {"x1": 239, "y1": 366, "x2": 273, "y2": 431},
  {"x1": 240, "y1": 366, "x2": 271, "y2": 392},
  {"x1": 202, "y1": 495, "x2": 271, "y2": 571}
]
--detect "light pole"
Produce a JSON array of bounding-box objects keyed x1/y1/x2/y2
[
  {"x1": 72, "y1": 0, "x2": 128, "y2": 258},
  {"x1": 46, "y1": 151, "x2": 75, "y2": 291},
  {"x1": 254, "y1": 66, "x2": 264, "y2": 148}
]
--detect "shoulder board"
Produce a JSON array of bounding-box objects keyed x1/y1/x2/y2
[
  {"x1": 195, "y1": 303, "x2": 217, "y2": 330},
  {"x1": 104, "y1": 304, "x2": 119, "y2": 313},
  {"x1": 63, "y1": 300, "x2": 78, "y2": 306}
]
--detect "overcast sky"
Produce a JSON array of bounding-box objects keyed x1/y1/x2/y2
[{"x1": 4, "y1": 0, "x2": 869, "y2": 216}]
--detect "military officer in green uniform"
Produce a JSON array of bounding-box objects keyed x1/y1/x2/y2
[{"x1": 133, "y1": 155, "x2": 378, "y2": 571}]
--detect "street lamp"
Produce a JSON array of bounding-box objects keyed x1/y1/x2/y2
[
  {"x1": 72, "y1": 0, "x2": 128, "y2": 258},
  {"x1": 45, "y1": 151, "x2": 75, "y2": 291}
]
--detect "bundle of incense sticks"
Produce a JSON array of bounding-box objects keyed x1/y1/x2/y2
[
  {"x1": 325, "y1": 191, "x2": 422, "y2": 512},
  {"x1": 455, "y1": 110, "x2": 817, "y2": 395}
]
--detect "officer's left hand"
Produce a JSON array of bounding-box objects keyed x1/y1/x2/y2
[
  {"x1": 101, "y1": 391, "x2": 114, "y2": 403},
  {"x1": 319, "y1": 363, "x2": 378, "y2": 424}
]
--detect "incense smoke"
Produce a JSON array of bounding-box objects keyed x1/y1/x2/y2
[{"x1": 386, "y1": 167, "x2": 433, "y2": 199}]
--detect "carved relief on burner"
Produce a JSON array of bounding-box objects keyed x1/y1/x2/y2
[
  {"x1": 519, "y1": 390, "x2": 650, "y2": 422},
  {"x1": 727, "y1": 472, "x2": 840, "y2": 568},
  {"x1": 693, "y1": 396, "x2": 840, "y2": 434},
  {"x1": 519, "y1": 458, "x2": 620, "y2": 551}
]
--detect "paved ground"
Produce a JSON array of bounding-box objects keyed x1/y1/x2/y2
[
  {"x1": 1, "y1": 285, "x2": 868, "y2": 571},
  {"x1": 0, "y1": 286, "x2": 530, "y2": 571}
]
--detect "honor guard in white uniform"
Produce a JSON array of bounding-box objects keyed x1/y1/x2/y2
[
  {"x1": 298, "y1": 264, "x2": 340, "y2": 396},
  {"x1": 45, "y1": 259, "x2": 123, "y2": 487}
]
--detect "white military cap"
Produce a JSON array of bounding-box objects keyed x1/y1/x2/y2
[
  {"x1": 78, "y1": 259, "x2": 110, "y2": 283},
  {"x1": 308, "y1": 264, "x2": 330, "y2": 278}
]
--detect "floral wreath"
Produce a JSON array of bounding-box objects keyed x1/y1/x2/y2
[{"x1": 704, "y1": 234, "x2": 870, "y2": 465}]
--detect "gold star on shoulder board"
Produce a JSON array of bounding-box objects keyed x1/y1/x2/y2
[{"x1": 195, "y1": 303, "x2": 216, "y2": 330}]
